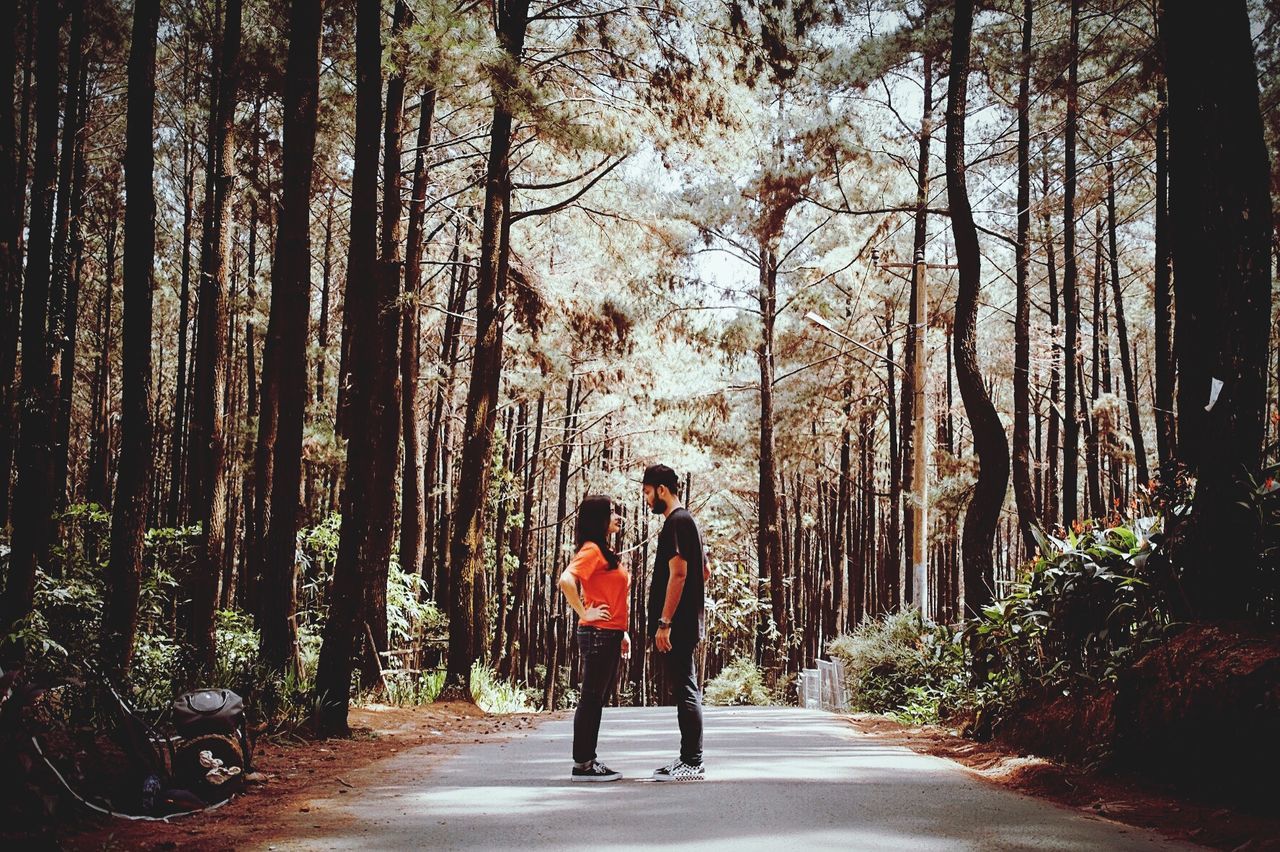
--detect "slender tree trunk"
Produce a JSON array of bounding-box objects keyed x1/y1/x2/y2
[
  {"x1": 946, "y1": 0, "x2": 1010, "y2": 617},
  {"x1": 1010, "y1": 0, "x2": 1037, "y2": 553},
  {"x1": 757, "y1": 246, "x2": 786, "y2": 670},
  {"x1": 86, "y1": 210, "x2": 117, "y2": 509},
  {"x1": 1062, "y1": 0, "x2": 1082, "y2": 526},
  {"x1": 1153, "y1": 78, "x2": 1176, "y2": 477},
  {"x1": 399, "y1": 88, "x2": 435, "y2": 585},
  {"x1": 316, "y1": 0, "x2": 398, "y2": 735},
  {"x1": 101, "y1": 0, "x2": 160, "y2": 677},
  {"x1": 258, "y1": 0, "x2": 321, "y2": 676},
  {"x1": 443, "y1": 0, "x2": 532, "y2": 699},
  {"x1": 358, "y1": 0, "x2": 411, "y2": 689},
  {"x1": 502, "y1": 391, "x2": 543, "y2": 679},
  {"x1": 4, "y1": 0, "x2": 63, "y2": 634},
  {"x1": 1162, "y1": 0, "x2": 1274, "y2": 620},
  {"x1": 47, "y1": 0, "x2": 85, "y2": 517},
  {"x1": 1106, "y1": 150, "x2": 1149, "y2": 489},
  {"x1": 168, "y1": 55, "x2": 197, "y2": 526},
  {"x1": 1086, "y1": 214, "x2": 1103, "y2": 519},
  {"x1": 184, "y1": 0, "x2": 241, "y2": 678},
  {"x1": 1042, "y1": 163, "x2": 1061, "y2": 530},
  {"x1": 0, "y1": 0, "x2": 22, "y2": 531}
]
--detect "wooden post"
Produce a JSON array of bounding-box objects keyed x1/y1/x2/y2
[{"x1": 912, "y1": 250, "x2": 929, "y2": 618}]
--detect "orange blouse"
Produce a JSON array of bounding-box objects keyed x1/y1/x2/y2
[{"x1": 567, "y1": 542, "x2": 630, "y2": 631}]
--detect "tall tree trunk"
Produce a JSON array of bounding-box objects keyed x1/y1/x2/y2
[
  {"x1": 1153, "y1": 77, "x2": 1176, "y2": 477},
  {"x1": 946, "y1": 0, "x2": 1010, "y2": 617},
  {"x1": 259, "y1": 0, "x2": 321, "y2": 676},
  {"x1": 86, "y1": 210, "x2": 117, "y2": 509},
  {"x1": 1062, "y1": 0, "x2": 1082, "y2": 526},
  {"x1": 757, "y1": 246, "x2": 786, "y2": 669},
  {"x1": 1162, "y1": 0, "x2": 1274, "y2": 620},
  {"x1": 1086, "y1": 214, "x2": 1103, "y2": 519},
  {"x1": 4, "y1": 0, "x2": 63, "y2": 634},
  {"x1": 168, "y1": 51, "x2": 198, "y2": 526},
  {"x1": 47, "y1": 0, "x2": 85, "y2": 517},
  {"x1": 185, "y1": 0, "x2": 241, "y2": 678},
  {"x1": 1010, "y1": 0, "x2": 1036, "y2": 553},
  {"x1": 1042, "y1": 163, "x2": 1061, "y2": 530},
  {"x1": 360, "y1": 0, "x2": 411, "y2": 689},
  {"x1": 316, "y1": 0, "x2": 398, "y2": 735},
  {"x1": 502, "y1": 391, "x2": 544, "y2": 679},
  {"x1": 1106, "y1": 149, "x2": 1149, "y2": 489},
  {"x1": 542, "y1": 375, "x2": 578, "y2": 711},
  {"x1": 0, "y1": 0, "x2": 21, "y2": 531},
  {"x1": 101, "y1": 0, "x2": 160, "y2": 677},
  {"x1": 399, "y1": 87, "x2": 434, "y2": 588},
  {"x1": 443, "y1": 0, "x2": 531, "y2": 699}
]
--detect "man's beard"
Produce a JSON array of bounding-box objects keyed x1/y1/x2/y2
[{"x1": 650, "y1": 494, "x2": 667, "y2": 515}]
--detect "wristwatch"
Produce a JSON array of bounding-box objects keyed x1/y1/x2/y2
[{"x1": 658, "y1": 619, "x2": 672, "y2": 629}]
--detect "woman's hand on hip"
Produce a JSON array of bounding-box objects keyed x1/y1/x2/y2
[{"x1": 580, "y1": 604, "x2": 610, "y2": 624}]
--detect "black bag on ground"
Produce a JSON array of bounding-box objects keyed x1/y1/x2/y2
[{"x1": 172, "y1": 689, "x2": 244, "y2": 737}]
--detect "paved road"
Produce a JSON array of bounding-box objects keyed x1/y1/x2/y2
[{"x1": 257, "y1": 706, "x2": 1197, "y2": 851}]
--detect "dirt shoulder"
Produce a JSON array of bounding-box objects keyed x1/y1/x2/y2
[
  {"x1": 60, "y1": 702, "x2": 549, "y2": 852},
  {"x1": 843, "y1": 714, "x2": 1280, "y2": 851}
]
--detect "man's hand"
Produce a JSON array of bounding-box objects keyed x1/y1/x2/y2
[
  {"x1": 621, "y1": 632, "x2": 631, "y2": 659},
  {"x1": 581, "y1": 604, "x2": 610, "y2": 623},
  {"x1": 655, "y1": 625, "x2": 672, "y2": 652}
]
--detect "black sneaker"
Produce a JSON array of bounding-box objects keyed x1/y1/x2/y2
[
  {"x1": 571, "y1": 760, "x2": 622, "y2": 782},
  {"x1": 652, "y1": 759, "x2": 704, "y2": 782}
]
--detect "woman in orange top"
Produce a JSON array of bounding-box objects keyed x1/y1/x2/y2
[{"x1": 558, "y1": 494, "x2": 630, "y2": 782}]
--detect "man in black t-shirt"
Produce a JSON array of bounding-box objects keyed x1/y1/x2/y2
[{"x1": 642, "y1": 463, "x2": 706, "y2": 782}]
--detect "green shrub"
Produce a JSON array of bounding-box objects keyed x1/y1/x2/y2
[
  {"x1": 827, "y1": 609, "x2": 970, "y2": 724},
  {"x1": 704, "y1": 656, "x2": 772, "y2": 705},
  {"x1": 966, "y1": 518, "x2": 1169, "y2": 696},
  {"x1": 471, "y1": 663, "x2": 539, "y2": 713}
]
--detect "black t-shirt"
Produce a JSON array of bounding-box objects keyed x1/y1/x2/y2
[{"x1": 647, "y1": 507, "x2": 706, "y2": 643}]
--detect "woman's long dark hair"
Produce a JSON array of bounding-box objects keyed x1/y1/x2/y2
[{"x1": 574, "y1": 495, "x2": 620, "y2": 570}]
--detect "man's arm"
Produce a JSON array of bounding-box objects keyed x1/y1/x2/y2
[
  {"x1": 656, "y1": 554, "x2": 687, "y2": 651},
  {"x1": 660, "y1": 554, "x2": 688, "y2": 622}
]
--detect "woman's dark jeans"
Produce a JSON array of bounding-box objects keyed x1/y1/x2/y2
[{"x1": 573, "y1": 626, "x2": 623, "y2": 764}]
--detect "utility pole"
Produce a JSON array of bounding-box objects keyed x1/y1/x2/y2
[{"x1": 874, "y1": 249, "x2": 957, "y2": 620}]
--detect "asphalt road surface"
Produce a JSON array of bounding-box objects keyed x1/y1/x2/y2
[{"x1": 256, "y1": 706, "x2": 1197, "y2": 851}]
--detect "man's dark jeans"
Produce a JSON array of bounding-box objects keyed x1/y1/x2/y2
[
  {"x1": 662, "y1": 638, "x2": 703, "y2": 766},
  {"x1": 573, "y1": 626, "x2": 623, "y2": 765}
]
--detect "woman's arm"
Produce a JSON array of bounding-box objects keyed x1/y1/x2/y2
[{"x1": 558, "y1": 569, "x2": 609, "y2": 623}]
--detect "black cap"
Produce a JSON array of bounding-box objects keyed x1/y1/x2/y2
[{"x1": 642, "y1": 464, "x2": 680, "y2": 493}]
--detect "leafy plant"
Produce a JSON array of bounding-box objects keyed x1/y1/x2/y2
[{"x1": 704, "y1": 655, "x2": 772, "y2": 705}]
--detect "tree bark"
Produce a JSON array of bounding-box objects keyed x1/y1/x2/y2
[
  {"x1": 946, "y1": 0, "x2": 1010, "y2": 617},
  {"x1": 360, "y1": 0, "x2": 411, "y2": 689},
  {"x1": 4, "y1": 0, "x2": 63, "y2": 635},
  {"x1": 1162, "y1": 0, "x2": 1274, "y2": 620},
  {"x1": 1106, "y1": 148, "x2": 1149, "y2": 490},
  {"x1": 47, "y1": 0, "x2": 85, "y2": 516},
  {"x1": 1062, "y1": 0, "x2": 1082, "y2": 526},
  {"x1": 0, "y1": 0, "x2": 22, "y2": 531},
  {"x1": 1041, "y1": 162, "x2": 1061, "y2": 530},
  {"x1": 316, "y1": 0, "x2": 399, "y2": 735},
  {"x1": 1153, "y1": 77, "x2": 1176, "y2": 477},
  {"x1": 1010, "y1": 0, "x2": 1037, "y2": 553},
  {"x1": 184, "y1": 0, "x2": 241, "y2": 678},
  {"x1": 101, "y1": 0, "x2": 160, "y2": 677},
  {"x1": 259, "y1": 0, "x2": 321, "y2": 676},
  {"x1": 443, "y1": 0, "x2": 531, "y2": 699},
  {"x1": 399, "y1": 87, "x2": 434, "y2": 587},
  {"x1": 757, "y1": 246, "x2": 786, "y2": 669}
]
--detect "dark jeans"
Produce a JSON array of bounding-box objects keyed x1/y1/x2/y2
[
  {"x1": 662, "y1": 639, "x2": 703, "y2": 766},
  {"x1": 573, "y1": 626, "x2": 622, "y2": 765}
]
